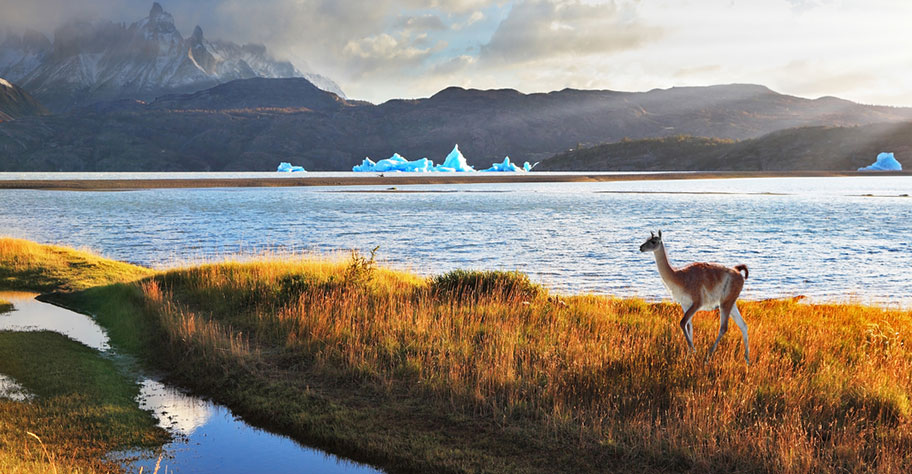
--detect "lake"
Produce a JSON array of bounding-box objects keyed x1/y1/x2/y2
[{"x1": 1, "y1": 175, "x2": 910, "y2": 306}]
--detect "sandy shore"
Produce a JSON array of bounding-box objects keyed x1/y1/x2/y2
[{"x1": 0, "y1": 170, "x2": 908, "y2": 190}]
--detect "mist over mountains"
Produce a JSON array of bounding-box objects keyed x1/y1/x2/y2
[{"x1": 0, "y1": 2, "x2": 344, "y2": 111}]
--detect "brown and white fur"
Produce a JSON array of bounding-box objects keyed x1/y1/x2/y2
[{"x1": 640, "y1": 230, "x2": 750, "y2": 364}]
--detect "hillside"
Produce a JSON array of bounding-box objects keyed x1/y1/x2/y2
[
  {"x1": 0, "y1": 77, "x2": 47, "y2": 121},
  {"x1": 1, "y1": 79, "x2": 912, "y2": 171},
  {"x1": 536, "y1": 122, "x2": 912, "y2": 171}
]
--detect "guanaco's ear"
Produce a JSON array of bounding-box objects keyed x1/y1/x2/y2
[
  {"x1": 658, "y1": 230, "x2": 662, "y2": 238},
  {"x1": 650, "y1": 231, "x2": 655, "y2": 238}
]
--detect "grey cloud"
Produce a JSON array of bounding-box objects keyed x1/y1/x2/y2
[
  {"x1": 393, "y1": 14, "x2": 447, "y2": 32},
  {"x1": 479, "y1": 0, "x2": 663, "y2": 65},
  {"x1": 430, "y1": 54, "x2": 476, "y2": 76},
  {"x1": 0, "y1": 0, "x2": 151, "y2": 34}
]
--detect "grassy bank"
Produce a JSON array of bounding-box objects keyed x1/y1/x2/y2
[
  {"x1": 5, "y1": 238, "x2": 912, "y2": 472},
  {"x1": 0, "y1": 298, "x2": 11, "y2": 314},
  {"x1": 0, "y1": 238, "x2": 168, "y2": 473},
  {"x1": 0, "y1": 238, "x2": 153, "y2": 292},
  {"x1": 0, "y1": 331, "x2": 169, "y2": 473}
]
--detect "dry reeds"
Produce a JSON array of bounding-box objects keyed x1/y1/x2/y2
[{"x1": 134, "y1": 254, "x2": 912, "y2": 472}]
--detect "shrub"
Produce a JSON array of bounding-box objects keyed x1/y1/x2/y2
[{"x1": 429, "y1": 269, "x2": 543, "y2": 301}]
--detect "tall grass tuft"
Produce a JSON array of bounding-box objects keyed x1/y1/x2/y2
[{"x1": 429, "y1": 269, "x2": 543, "y2": 301}]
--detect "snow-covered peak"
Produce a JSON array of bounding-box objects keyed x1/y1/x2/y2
[
  {"x1": 0, "y1": 77, "x2": 12, "y2": 89},
  {"x1": 0, "y1": 2, "x2": 345, "y2": 110}
]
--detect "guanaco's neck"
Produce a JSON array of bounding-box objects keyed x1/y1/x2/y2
[{"x1": 652, "y1": 242, "x2": 678, "y2": 284}]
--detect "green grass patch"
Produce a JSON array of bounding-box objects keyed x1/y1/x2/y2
[{"x1": 0, "y1": 331, "x2": 169, "y2": 473}]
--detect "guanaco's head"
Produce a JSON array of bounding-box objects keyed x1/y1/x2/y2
[{"x1": 639, "y1": 230, "x2": 663, "y2": 252}]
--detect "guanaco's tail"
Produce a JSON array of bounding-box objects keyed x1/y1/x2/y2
[{"x1": 734, "y1": 264, "x2": 749, "y2": 280}]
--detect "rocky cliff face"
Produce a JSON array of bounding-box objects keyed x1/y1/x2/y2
[{"x1": 0, "y1": 3, "x2": 343, "y2": 111}]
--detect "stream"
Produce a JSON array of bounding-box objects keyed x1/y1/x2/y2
[{"x1": 0, "y1": 291, "x2": 383, "y2": 473}]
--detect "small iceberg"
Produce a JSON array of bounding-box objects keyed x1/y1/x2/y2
[
  {"x1": 481, "y1": 156, "x2": 533, "y2": 172},
  {"x1": 437, "y1": 144, "x2": 475, "y2": 172},
  {"x1": 351, "y1": 144, "x2": 531, "y2": 172},
  {"x1": 277, "y1": 162, "x2": 306, "y2": 172},
  {"x1": 858, "y1": 152, "x2": 902, "y2": 171}
]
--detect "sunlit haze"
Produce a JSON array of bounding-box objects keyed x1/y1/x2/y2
[{"x1": 0, "y1": 0, "x2": 909, "y2": 104}]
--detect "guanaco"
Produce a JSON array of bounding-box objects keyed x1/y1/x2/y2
[{"x1": 640, "y1": 230, "x2": 750, "y2": 364}]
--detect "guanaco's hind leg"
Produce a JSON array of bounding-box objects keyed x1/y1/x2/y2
[
  {"x1": 730, "y1": 304, "x2": 750, "y2": 364},
  {"x1": 707, "y1": 304, "x2": 731, "y2": 361},
  {"x1": 679, "y1": 303, "x2": 699, "y2": 353}
]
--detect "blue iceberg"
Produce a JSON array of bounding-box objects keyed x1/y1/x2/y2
[
  {"x1": 277, "y1": 162, "x2": 306, "y2": 172},
  {"x1": 437, "y1": 144, "x2": 475, "y2": 172},
  {"x1": 352, "y1": 144, "x2": 532, "y2": 173},
  {"x1": 352, "y1": 153, "x2": 434, "y2": 172},
  {"x1": 481, "y1": 156, "x2": 533, "y2": 172},
  {"x1": 858, "y1": 152, "x2": 902, "y2": 171}
]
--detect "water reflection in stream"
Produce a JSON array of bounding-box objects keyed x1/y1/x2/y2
[{"x1": 0, "y1": 292, "x2": 382, "y2": 473}]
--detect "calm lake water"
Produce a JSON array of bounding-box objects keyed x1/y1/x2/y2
[{"x1": 1, "y1": 175, "x2": 910, "y2": 306}]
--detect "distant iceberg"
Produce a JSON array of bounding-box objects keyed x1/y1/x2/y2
[
  {"x1": 351, "y1": 144, "x2": 530, "y2": 172},
  {"x1": 481, "y1": 156, "x2": 533, "y2": 172},
  {"x1": 277, "y1": 162, "x2": 306, "y2": 172},
  {"x1": 858, "y1": 152, "x2": 902, "y2": 171},
  {"x1": 352, "y1": 153, "x2": 434, "y2": 172},
  {"x1": 436, "y1": 144, "x2": 475, "y2": 172}
]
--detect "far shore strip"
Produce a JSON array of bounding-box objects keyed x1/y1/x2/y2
[{"x1": 0, "y1": 170, "x2": 908, "y2": 191}]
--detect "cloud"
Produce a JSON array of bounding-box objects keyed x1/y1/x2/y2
[
  {"x1": 452, "y1": 10, "x2": 485, "y2": 30},
  {"x1": 342, "y1": 33, "x2": 442, "y2": 77},
  {"x1": 430, "y1": 54, "x2": 477, "y2": 76},
  {"x1": 479, "y1": 0, "x2": 663, "y2": 65},
  {"x1": 393, "y1": 14, "x2": 447, "y2": 32},
  {"x1": 0, "y1": 0, "x2": 150, "y2": 34},
  {"x1": 2, "y1": 0, "x2": 911, "y2": 106}
]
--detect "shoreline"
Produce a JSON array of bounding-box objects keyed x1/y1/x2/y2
[{"x1": 0, "y1": 170, "x2": 909, "y2": 190}]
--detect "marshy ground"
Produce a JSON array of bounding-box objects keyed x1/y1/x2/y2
[{"x1": 1, "y1": 237, "x2": 911, "y2": 473}]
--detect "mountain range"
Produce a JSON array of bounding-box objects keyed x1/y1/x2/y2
[
  {"x1": 0, "y1": 77, "x2": 910, "y2": 171},
  {"x1": 0, "y1": 3, "x2": 343, "y2": 111},
  {"x1": 536, "y1": 123, "x2": 912, "y2": 171}
]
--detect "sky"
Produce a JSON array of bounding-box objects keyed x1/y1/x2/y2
[{"x1": 1, "y1": 0, "x2": 910, "y2": 106}]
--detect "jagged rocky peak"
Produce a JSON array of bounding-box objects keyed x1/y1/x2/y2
[
  {"x1": 0, "y1": 1, "x2": 346, "y2": 110},
  {"x1": 138, "y1": 2, "x2": 181, "y2": 46}
]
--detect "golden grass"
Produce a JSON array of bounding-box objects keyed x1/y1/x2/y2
[
  {"x1": 4, "y1": 238, "x2": 912, "y2": 472},
  {"x1": 132, "y1": 257, "x2": 912, "y2": 472},
  {"x1": 0, "y1": 237, "x2": 154, "y2": 292}
]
